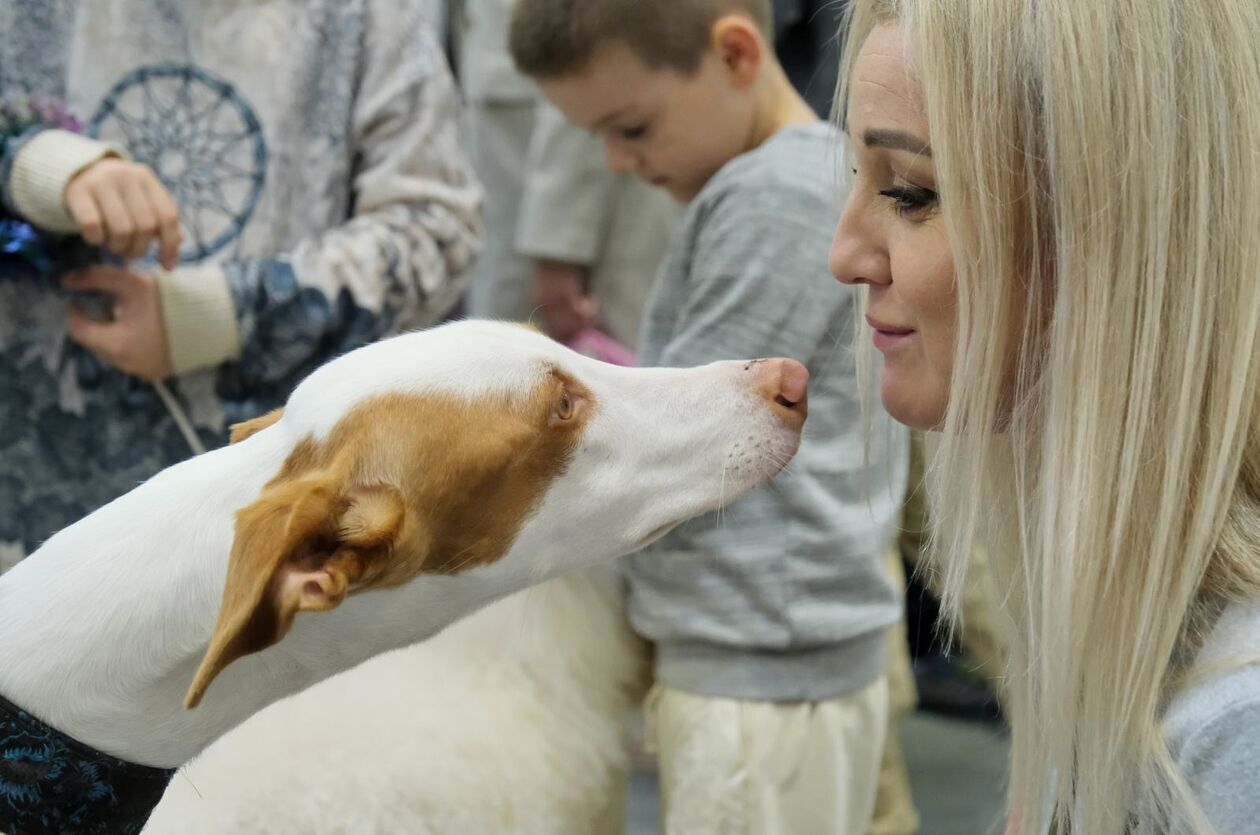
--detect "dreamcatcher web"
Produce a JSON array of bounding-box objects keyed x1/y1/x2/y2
[{"x1": 90, "y1": 65, "x2": 267, "y2": 263}]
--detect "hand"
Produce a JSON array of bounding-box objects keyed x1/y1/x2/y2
[
  {"x1": 62, "y1": 266, "x2": 174, "y2": 380},
  {"x1": 64, "y1": 158, "x2": 182, "y2": 269},
  {"x1": 530, "y1": 259, "x2": 597, "y2": 343}
]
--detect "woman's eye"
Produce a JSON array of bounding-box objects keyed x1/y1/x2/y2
[
  {"x1": 878, "y1": 183, "x2": 938, "y2": 217},
  {"x1": 556, "y1": 393, "x2": 574, "y2": 421},
  {"x1": 619, "y1": 123, "x2": 649, "y2": 140}
]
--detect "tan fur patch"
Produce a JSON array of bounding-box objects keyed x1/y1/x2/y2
[
  {"x1": 229, "y1": 408, "x2": 284, "y2": 444},
  {"x1": 185, "y1": 371, "x2": 592, "y2": 707}
]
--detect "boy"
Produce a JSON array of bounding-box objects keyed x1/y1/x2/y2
[{"x1": 510, "y1": 2, "x2": 908, "y2": 832}]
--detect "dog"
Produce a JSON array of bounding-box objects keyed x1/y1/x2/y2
[{"x1": 0, "y1": 320, "x2": 807, "y2": 834}]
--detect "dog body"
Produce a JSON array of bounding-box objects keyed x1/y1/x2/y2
[
  {"x1": 145, "y1": 568, "x2": 645, "y2": 834},
  {"x1": 0, "y1": 321, "x2": 805, "y2": 811}
]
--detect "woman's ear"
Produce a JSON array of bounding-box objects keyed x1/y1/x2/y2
[{"x1": 184, "y1": 474, "x2": 405, "y2": 709}]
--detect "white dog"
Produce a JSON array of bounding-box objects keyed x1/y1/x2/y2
[{"x1": 0, "y1": 320, "x2": 806, "y2": 834}]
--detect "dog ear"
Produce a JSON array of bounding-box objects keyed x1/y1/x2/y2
[
  {"x1": 229, "y1": 408, "x2": 285, "y2": 444},
  {"x1": 184, "y1": 474, "x2": 406, "y2": 708}
]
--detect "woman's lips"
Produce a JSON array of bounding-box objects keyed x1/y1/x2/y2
[{"x1": 866, "y1": 314, "x2": 915, "y2": 350}]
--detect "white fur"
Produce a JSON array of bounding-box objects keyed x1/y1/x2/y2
[
  {"x1": 144, "y1": 569, "x2": 645, "y2": 834},
  {"x1": 0, "y1": 320, "x2": 801, "y2": 773}
]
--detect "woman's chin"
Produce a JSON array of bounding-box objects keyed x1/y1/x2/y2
[{"x1": 881, "y1": 373, "x2": 946, "y2": 432}]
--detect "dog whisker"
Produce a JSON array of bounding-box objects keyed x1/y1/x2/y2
[
  {"x1": 179, "y1": 772, "x2": 203, "y2": 799},
  {"x1": 718, "y1": 459, "x2": 729, "y2": 529},
  {"x1": 442, "y1": 543, "x2": 483, "y2": 576},
  {"x1": 763, "y1": 452, "x2": 798, "y2": 478},
  {"x1": 526, "y1": 305, "x2": 547, "y2": 331}
]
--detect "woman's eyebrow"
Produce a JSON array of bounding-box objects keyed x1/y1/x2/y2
[{"x1": 863, "y1": 128, "x2": 933, "y2": 158}]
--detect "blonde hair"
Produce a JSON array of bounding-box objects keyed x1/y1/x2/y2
[{"x1": 840, "y1": 0, "x2": 1260, "y2": 832}]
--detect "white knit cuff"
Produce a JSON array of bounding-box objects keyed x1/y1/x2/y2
[
  {"x1": 9, "y1": 130, "x2": 122, "y2": 234},
  {"x1": 156, "y1": 263, "x2": 242, "y2": 375}
]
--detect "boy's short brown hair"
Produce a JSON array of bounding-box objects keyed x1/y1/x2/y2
[{"x1": 509, "y1": 0, "x2": 774, "y2": 78}]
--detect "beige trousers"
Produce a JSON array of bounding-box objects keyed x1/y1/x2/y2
[{"x1": 646, "y1": 678, "x2": 889, "y2": 835}]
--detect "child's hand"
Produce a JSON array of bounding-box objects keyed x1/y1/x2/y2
[
  {"x1": 64, "y1": 158, "x2": 182, "y2": 269},
  {"x1": 62, "y1": 266, "x2": 173, "y2": 380},
  {"x1": 530, "y1": 259, "x2": 598, "y2": 343}
]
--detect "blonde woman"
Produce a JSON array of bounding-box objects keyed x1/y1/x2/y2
[{"x1": 829, "y1": 1, "x2": 1260, "y2": 833}]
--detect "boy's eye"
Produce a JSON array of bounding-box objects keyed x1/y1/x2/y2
[
  {"x1": 878, "y1": 183, "x2": 938, "y2": 218},
  {"x1": 619, "y1": 123, "x2": 649, "y2": 140}
]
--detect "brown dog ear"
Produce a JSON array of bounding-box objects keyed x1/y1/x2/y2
[
  {"x1": 184, "y1": 475, "x2": 406, "y2": 708},
  {"x1": 229, "y1": 408, "x2": 285, "y2": 444}
]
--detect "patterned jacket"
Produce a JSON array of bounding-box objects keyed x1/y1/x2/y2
[{"x1": 0, "y1": 0, "x2": 482, "y2": 567}]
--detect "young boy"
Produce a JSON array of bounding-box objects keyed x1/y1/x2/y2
[{"x1": 510, "y1": 2, "x2": 908, "y2": 832}]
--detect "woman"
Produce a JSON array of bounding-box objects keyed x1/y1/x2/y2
[{"x1": 829, "y1": 1, "x2": 1260, "y2": 833}]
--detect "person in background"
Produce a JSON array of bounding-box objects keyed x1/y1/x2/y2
[
  {"x1": 0, "y1": 0, "x2": 481, "y2": 571},
  {"x1": 449, "y1": 0, "x2": 545, "y2": 324}
]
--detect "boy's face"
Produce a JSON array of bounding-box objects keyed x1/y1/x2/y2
[{"x1": 539, "y1": 40, "x2": 757, "y2": 203}]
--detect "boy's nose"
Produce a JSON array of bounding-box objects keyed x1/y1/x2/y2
[{"x1": 603, "y1": 142, "x2": 637, "y2": 175}]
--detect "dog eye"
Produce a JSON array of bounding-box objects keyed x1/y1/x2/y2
[{"x1": 556, "y1": 393, "x2": 575, "y2": 421}]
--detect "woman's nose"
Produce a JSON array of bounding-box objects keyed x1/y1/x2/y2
[{"x1": 829, "y1": 192, "x2": 892, "y2": 288}]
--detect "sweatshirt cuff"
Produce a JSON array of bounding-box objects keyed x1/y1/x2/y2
[
  {"x1": 9, "y1": 130, "x2": 123, "y2": 233},
  {"x1": 156, "y1": 262, "x2": 242, "y2": 375}
]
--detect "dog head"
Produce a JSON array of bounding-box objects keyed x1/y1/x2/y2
[{"x1": 185, "y1": 321, "x2": 806, "y2": 707}]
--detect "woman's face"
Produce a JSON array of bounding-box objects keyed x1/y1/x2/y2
[{"x1": 829, "y1": 23, "x2": 956, "y2": 431}]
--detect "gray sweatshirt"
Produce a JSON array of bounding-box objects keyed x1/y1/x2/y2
[
  {"x1": 624, "y1": 122, "x2": 908, "y2": 702},
  {"x1": 1134, "y1": 599, "x2": 1260, "y2": 834}
]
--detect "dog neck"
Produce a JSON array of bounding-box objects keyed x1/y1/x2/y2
[{"x1": 0, "y1": 433, "x2": 524, "y2": 769}]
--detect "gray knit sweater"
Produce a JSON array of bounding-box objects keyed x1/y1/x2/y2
[{"x1": 625, "y1": 122, "x2": 908, "y2": 702}]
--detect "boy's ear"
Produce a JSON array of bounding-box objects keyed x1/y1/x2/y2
[
  {"x1": 712, "y1": 14, "x2": 763, "y2": 84},
  {"x1": 184, "y1": 474, "x2": 407, "y2": 709},
  {"x1": 230, "y1": 408, "x2": 285, "y2": 444}
]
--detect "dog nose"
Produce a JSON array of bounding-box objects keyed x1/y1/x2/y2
[{"x1": 751, "y1": 358, "x2": 809, "y2": 421}]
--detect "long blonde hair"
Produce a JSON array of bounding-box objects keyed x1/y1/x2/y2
[{"x1": 840, "y1": 0, "x2": 1260, "y2": 831}]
